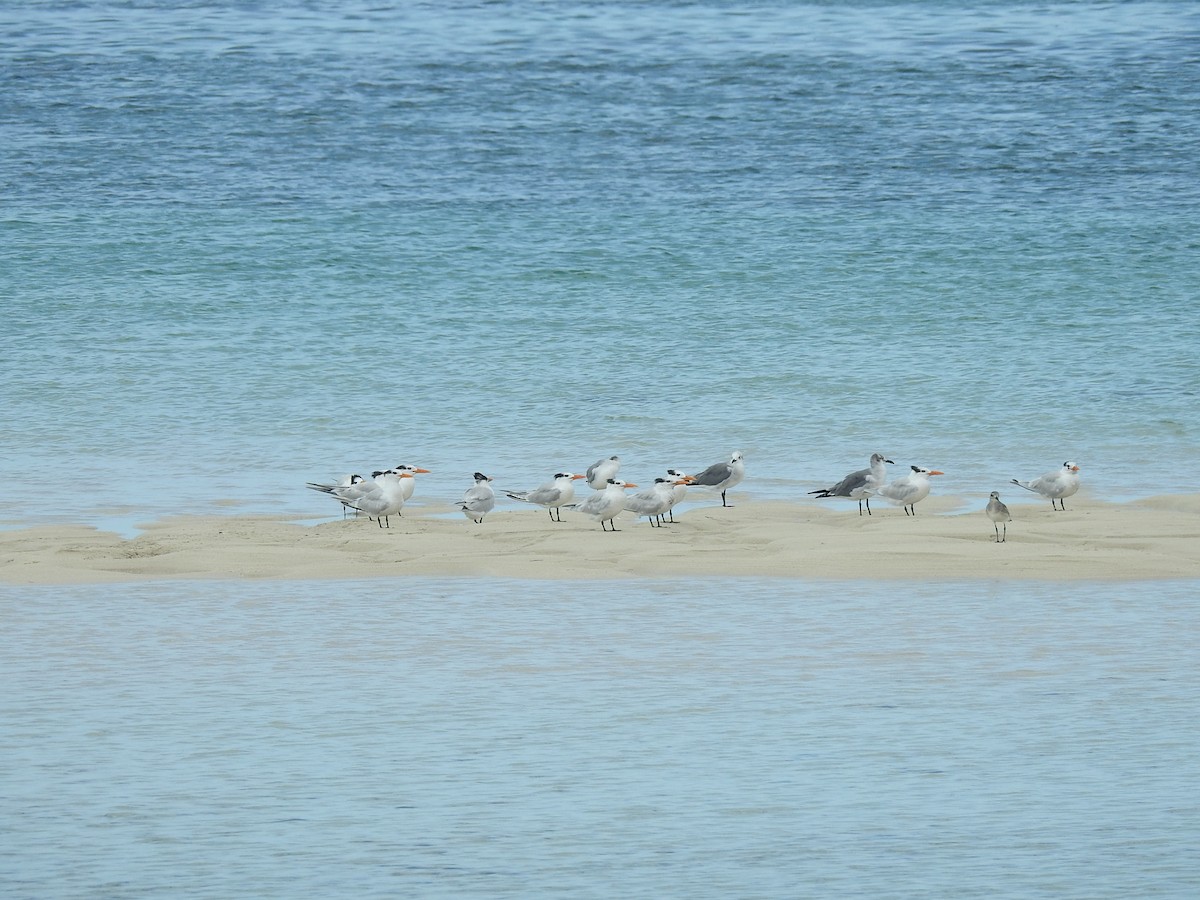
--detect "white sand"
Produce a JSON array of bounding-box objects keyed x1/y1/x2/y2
[{"x1": 3, "y1": 494, "x2": 1199, "y2": 584}]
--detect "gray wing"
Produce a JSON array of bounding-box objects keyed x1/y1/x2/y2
[
  {"x1": 878, "y1": 477, "x2": 917, "y2": 503},
  {"x1": 526, "y1": 485, "x2": 563, "y2": 506},
  {"x1": 827, "y1": 467, "x2": 870, "y2": 497},
  {"x1": 462, "y1": 486, "x2": 495, "y2": 512},
  {"x1": 691, "y1": 461, "x2": 732, "y2": 486}
]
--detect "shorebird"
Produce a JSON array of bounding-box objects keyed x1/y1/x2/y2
[
  {"x1": 810, "y1": 452, "x2": 894, "y2": 515},
  {"x1": 505, "y1": 472, "x2": 585, "y2": 522},
  {"x1": 333, "y1": 470, "x2": 414, "y2": 528},
  {"x1": 571, "y1": 478, "x2": 636, "y2": 531},
  {"x1": 664, "y1": 469, "x2": 694, "y2": 523},
  {"x1": 390, "y1": 463, "x2": 431, "y2": 505},
  {"x1": 307, "y1": 472, "x2": 368, "y2": 518},
  {"x1": 1011, "y1": 461, "x2": 1081, "y2": 510},
  {"x1": 585, "y1": 455, "x2": 621, "y2": 490},
  {"x1": 869, "y1": 465, "x2": 944, "y2": 516},
  {"x1": 985, "y1": 491, "x2": 1012, "y2": 542},
  {"x1": 623, "y1": 477, "x2": 689, "y2": 527},
  {"x1": 689, "y1": 451, "x2": 745, "y2": 507},
  {"x1": 458, "y1": 472, "x2": 495, "y2": 523}
]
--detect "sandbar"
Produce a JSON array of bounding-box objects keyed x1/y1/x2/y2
[{"x1": 2, "y1": 494, "x2": 1198, "y2": 584}]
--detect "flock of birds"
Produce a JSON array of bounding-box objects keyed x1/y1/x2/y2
[{"x1": 307, "y1": 452, "x2": 1083, "y2": 543}]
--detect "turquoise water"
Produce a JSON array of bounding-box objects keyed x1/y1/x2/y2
[
  {"x1": 3, "y1": 578, "x2": 1198, "y2": 898},
  {"x1": 3, "y1": 2, "x2": 1200, "y2": 896},
  {"x1": 3, "y1": 0, "x2": 1199, "y2": 527}
]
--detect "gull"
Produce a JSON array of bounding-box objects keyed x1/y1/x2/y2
[
  {"x1": 986, "y1": 492, "x2": 1012, "y2": 542},
  {"x1": 1011, "y1": 461, "x2": 1081, "y2": 511},
  {"x1": 810, "y1": 452, "x2": 894, "y2": 515},
  {"x1": 505, "y1": 472, "x2": 585, "y2": 522},
  {"x1": 586, "y1": 455, "x2": 621, "y2": 490},
  {"x1": 571, "y1": 478, "x2": 636, "y2": 531},
  {"x1": 664, "y1": 469, "x2": 694, "y2": 523},
  {"x1": 458, "y1": 472, "x2": 496, "y2": 523},
  {"x1": 689, "y1": 451, "x2": 745, "y2": 507},
  {"x1": 342, "y1": 470, "x2": 414, "y2": 528},
  {"x1": 623, "y1": 477, "x2": 689, "y2": 527},
  {"x1": 869, "y1": 465, "x2": 945, "y2": 516}
]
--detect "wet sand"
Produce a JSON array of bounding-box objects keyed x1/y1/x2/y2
[{"x1": 3, "y1": 494, "x2": 1198, "y2": 584}]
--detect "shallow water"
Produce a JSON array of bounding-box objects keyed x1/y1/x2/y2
[{"x1": 2, "y1": 577, "x2": 1197, "y2": 898}]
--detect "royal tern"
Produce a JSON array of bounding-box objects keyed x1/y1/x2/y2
[
  {"x1": 505, "y1": 472, "x2": 585, "y2": 522},
  {"x1": 390, "y1": 464, "x2": 431, "y2": 503},
  {"x1": 586, "y1": 455, "x2": 621, "y2": 490},
  {"x1": 810, "y1": 453, "x2": 894, "y2": 515},
  {"x1": 986, "y1": 491, "x2": 1012, "y2": 542},
  {"x1": 571, "y1": 478, "x2": 636, "y2": 531},
  {"x1": 307, "y1": 472, "x2": 368, "y2": 518},
  {"x1": 664, "y1": 469, "x2": 694, "y2": 523},
  {"x1": 689, "y1": 451, "x2": 745, "y2": 507},
  {"x1": 869, "y1": 465, "x2": 944, "y2": 516},
  {"x1": 458, "y1": 472, "x2": 496, "y2": 523},
  {"x1": 623, "y1": 477, "x2": 688, "y2": 527},
  {"x1": 341, "y1": 470, "x2": 413, "y2": 528},
  {"x1": 1011, "y1": 461, "x2": 1081, "y2": 510}
]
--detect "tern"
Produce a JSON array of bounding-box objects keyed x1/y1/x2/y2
[
  {"x1": 869, "y1": 465, "x2": 944, "y2": 516},
  {"x1": 390, "y1": 464, "x2": 431, "y2": 504},
  {"x1": 458, "y1": 472, "x2": 496, "y2": 523},
  {"x1": 307, "y1": 472, "x2": 368, "y2": 518},
  {"x1": 689, "y1": 451, "x2": 745, "y2": 507},
  {"x1": 985, "y1": 491, "x2": 1012, "y2": 542},
  {"x1": 571, "y1": 478, "x2": 636, "y2": 531},
  {"x1": 664, "y1": 469, "x2": 694, "y2": 523},
  {"x1": 624, "y1": 477, "x2": 689, "y2": 527},
  {"x1": 1011, "y1": 461, "x2": 1081, "y2": 510},
  {"x1": 585, "y1": 455, "x2": 621, "y2": 490},
  {"x1": 340, "y1": 471, "x2": 414, "y2": 528},
  {"x1": 505, "y1": 472, "x2": 585, "y2": 522},
  {"x1": 810, "y1": 453, "x2": 894, "y2": 515}
]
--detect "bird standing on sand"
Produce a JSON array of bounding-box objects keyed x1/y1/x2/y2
[
  {"x1": 623, "y1": 477, "x2": 688, "y2": 527},
  {"x1": 571, "y1": 478, "x2": 636, "y2": 531},
  {"x1": 810, "y1": 452, "x2": 894, "y2": 515},
  {"x1": 869, "y1": 465, "x2": 944, "y2": 516},
  {"x1": 505, "y1": 472, "x2": 585, "y2": 522},
  {"x1": 341, "y1": 470, "x2": 414, "y2": 528},
  {"x1": 664, "y1": 469, "x2": 693, "y2": 523},
  {"x1": 1011, "y1": 461, "x2": 1081, "y2": 510},
  {"x1": 690, "y1": 451, "x2": 745, "y2": 507},
  {"x1": 986, "y1": 491, "x2": 1012, "y2": 542},
  {"x1": 458, "y1": 472, "x2": 495, "y2": 523},
  {"x1": 307, "y1": 472, "x2": 368, "y2": 518},
  {"x1": 390, "y1": 463, "x2": 431, "y2": 505},
  {"x1": 585, "y1": 455, "x2": 621, "y2": 490}
]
